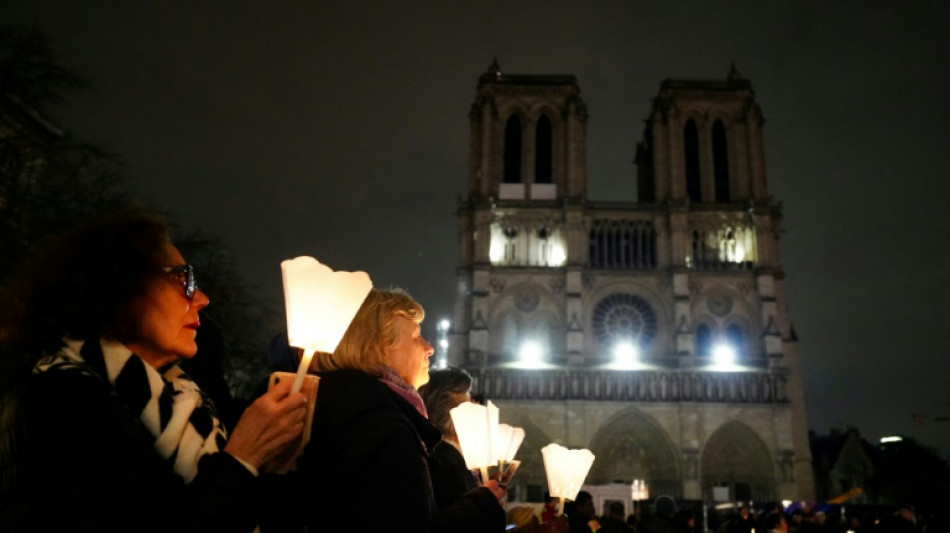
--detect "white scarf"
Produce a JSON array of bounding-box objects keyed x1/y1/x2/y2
[{"x1": 34, "y1": 338, "x2": 227, "y2": 483}]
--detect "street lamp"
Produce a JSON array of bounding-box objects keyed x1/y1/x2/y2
[{"x1": 435, "y1": 318, "x2": 451, "y2": 368}]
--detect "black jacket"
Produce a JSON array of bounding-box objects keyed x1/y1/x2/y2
[
  {"x1": 288, "y1": 370, "x2": 505, "y2": 532},
  {"x1": 0, "y1": 366, "x2": 260, "y2": 533},
  {"x1": 430, "y1": 440, "x2": 479, "y2": 512}
]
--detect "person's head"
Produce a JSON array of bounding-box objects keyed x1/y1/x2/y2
[
  {"x1": 655, "y1": 495, "x2": 677, "y2": 518},
  {"x1": 1, "y1": 210, "x2": 209, "y2": 368},
  {"x1": 418, "y1": 365, "x2": 472, "y2": 440},
  {"x1": 506, "y1": 506, "x2": 540, "y2": 532},
  {"x1": 764, "y1": 512, "x2": 787, "y2": 532},
  {"x1": 313, "y1": 288, "x2": 434, "y2": 387},
  {"x1": 574, "y1": 491, "x2": 595, "y2": 519},
  {"x1": 607, "y1": 501, "x2": 625, "y2": 520},
  {"x1": 790, "y1": 510, "x2": 803, "y2": 524}
]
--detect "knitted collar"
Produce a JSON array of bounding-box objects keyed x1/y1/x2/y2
[
  {"x1": 34, "y1": 338, "x2": 227, "y2": 483},
  {"x1": 378, "y1": 365, "x2": 428, "y2": 418}
]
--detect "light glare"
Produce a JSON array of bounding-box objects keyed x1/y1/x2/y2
[
  {"x1": 519, "y1": 341, "x2": 544, "y2": 366},
  {"x1": 712, "y1": 344, "x2": 736, "y2": 366},
  {"x1": 613, "y1": 343, "x2": 638, "y2": 367},
  {"x1": 549, "y1": 242, "x2": 567, "y2": 266}
]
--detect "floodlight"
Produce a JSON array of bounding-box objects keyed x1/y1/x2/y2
[
  {"x1": 612, "y1": 342, "x2": 638, "y2": 367},
  {"x1": 712, "y1": 343, "x2": 736, "y2": 367},
  {"x1": 519, "y1": 341, "x2": 544, "y2": 366}
]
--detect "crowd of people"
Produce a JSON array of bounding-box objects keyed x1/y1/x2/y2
[
  {"x1": 1, "y1": 210, "x2": 947, "y2": 533},
  {"x1": 0, "y1": 210, "x2": 513, "y2": 532}
]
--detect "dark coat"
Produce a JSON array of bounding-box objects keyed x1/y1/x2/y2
[
  {"x1": 289, "y1": 370, "x2": 505, "y2": 532},
  {"x1": 0, "y1": 366, "x2": 260, "y2": 533},
  {"x1": 430, "y1": 440, "x2": 479, "y2": 512}
]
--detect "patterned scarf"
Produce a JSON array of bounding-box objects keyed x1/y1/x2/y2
[
  {"x1": 379, "y1": 365, "x2": 428, "y2": 418},
  {"x1": 34, "y1": 338, "x2": 227, "y2": 483}
]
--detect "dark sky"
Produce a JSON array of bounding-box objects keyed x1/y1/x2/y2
[{"x1": 6, "y1": 1, "x2": 950, "y2": 458}]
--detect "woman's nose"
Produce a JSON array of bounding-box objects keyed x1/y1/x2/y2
[{"x1": 192, "y1": 288, "x2": 210, "y2": 309}]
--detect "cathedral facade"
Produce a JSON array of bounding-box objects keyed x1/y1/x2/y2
[{"x1": 450, "y1": 62, "x2": 814, "y2": 503}]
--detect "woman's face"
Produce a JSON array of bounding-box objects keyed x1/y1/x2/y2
[
  {"x1": 127, "y1": 244, "x2": 209, "y2": 369},
  {"x1": 386, "y1": 315, "x2": 434, "y2": 388}
]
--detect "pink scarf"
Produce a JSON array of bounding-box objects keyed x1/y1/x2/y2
[{"x1": 379, "y1": 366, "x2": 428, "y2": 418}]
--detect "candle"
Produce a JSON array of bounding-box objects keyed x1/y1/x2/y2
[
  {"x1": 541, "y1": 443, "x2": 595, "y2": 515},
  {"x1": 280, "y1": 256, "x2": 372, "y2": 393}
]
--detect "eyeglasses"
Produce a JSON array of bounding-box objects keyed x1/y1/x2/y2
[{"x1": 161, "y1": 264, "x2": 197, "y2": 300}]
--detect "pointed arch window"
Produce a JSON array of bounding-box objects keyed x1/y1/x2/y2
[
  {"x1": 535, "y1": 115, "x2": 553, "y2": 184},
  {"x1": 726, "y1": 324, "x2": 744, "y2": 359},
  {"x1": 713, "y1": 120, "x2": 730, "y2": 202},
  {"x1": 696, "y1": 324, "x2": 712, "y2": 357},
  {"x1": 504, "y1": 115, "x2": 523, "y2": 183},
  {"x1": 684, "y1": 119, "x2": 701, "y2": 202}
]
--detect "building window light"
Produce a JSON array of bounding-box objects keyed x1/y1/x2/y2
[
  {"x1": 489, "y1": 235, "x2": 505, "y2": 263},
  {"x1": 549, "y1": 241, "x2": 567, "y2": 266}
]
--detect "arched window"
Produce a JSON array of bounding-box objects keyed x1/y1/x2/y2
[
  {"x1": 500, "y1": 314, "x2": 519, "y2": 360},
  {"x1": 712, "y1": 120, "x2": 730, "y2": 202},
  {"x1": 504, "y1": 115, "x2": 523, "y2": 183},
  {"x1": 726, "y1": 324, "x2": 744, "y2": 359},
  {"x1": 535, "y1": 115, "x2": 553, "y2": 184},
  {"x1": 696, "y1": 324, "x2": 712, "y2": 357},
  {"x1": 684, "y1": 120, "x2": 701, "y2": 202}
]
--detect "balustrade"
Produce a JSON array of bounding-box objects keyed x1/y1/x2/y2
[{"x1": 467, "y1": 367, "x2": 787, "y2": 403}]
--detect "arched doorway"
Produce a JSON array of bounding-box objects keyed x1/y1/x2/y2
[{"x1": 701, "y1": 421, "x2": 776, "y2": 501}]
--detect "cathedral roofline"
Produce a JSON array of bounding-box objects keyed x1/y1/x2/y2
[
  {"x1": 479, "y1": 72, "x2": 578, "y2": 86},
  {"x1": 478, "y1": 58, "x2": 577, "y2": 86}
]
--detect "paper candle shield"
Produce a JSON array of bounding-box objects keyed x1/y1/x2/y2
[
  {"x1": 541, "y1": 443, "x2": 595, "y2": 501},
  {"x1": 281, "y1": 256, "x2": 372, "y2": 354},
  {"x1": 450, "y1": 400, "x2": 499, "y2": 469},
  {"x1": 495, "y1": 424, "x2": 525, "y2": 462}
]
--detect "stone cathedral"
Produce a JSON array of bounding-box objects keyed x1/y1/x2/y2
[{"x1": 449, "y1": 62, "x2": 815, "y2": 504}]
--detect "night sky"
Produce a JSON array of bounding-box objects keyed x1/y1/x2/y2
[{"x1": 5, "y1": 2, "x2": 950, "y2": 458}]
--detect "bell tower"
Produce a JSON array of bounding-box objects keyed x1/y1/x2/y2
[
  {"x1": 451, "y1": 63, "x2": 814, "y2": 503},
  {"x1": 466, "y1": 59, "x2": 588, "y2": 204}
]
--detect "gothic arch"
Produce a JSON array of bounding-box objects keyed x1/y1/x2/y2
[
  {"x1": 683, "y1": 118, "x2": 701, "y2": 203},
  {"x1": 712, "y1": 120, "x2": 730, "y2": 203},
  {"x1": 587, "y1": 407, "x2": 682, "y2": 497},
  {"x1": 692, "y1": 286, "x2": 763, "y2": 361},
  {"x1": 490, "y1": 282, "x2": 564, "y2": 362},
  {"x1": 701, "y1": 421, "x2": 776, "y2": 501},
  {"x1": 535, "y1": 114, "x2": 553, "y2": 184},
  {"x1": 489, "y1": 309, "x2": 521, "y2": 361},
  {"x1": 503, "y1": 114, "x2": 524, "y2": 184}
]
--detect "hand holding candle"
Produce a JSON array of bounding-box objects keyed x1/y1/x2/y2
[
  {"x1": 450, "y1": 400, "x2": 499, "y2": 483},
  {"x1": 280, "y1": 256, "x2": 372, "y2": 393}
]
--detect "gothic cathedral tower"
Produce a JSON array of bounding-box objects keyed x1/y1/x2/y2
[{"x1": 452, "y1": 61, "x2": 814, "y2": 503}]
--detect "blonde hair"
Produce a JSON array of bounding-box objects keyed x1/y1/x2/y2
[{"x1": 311, "y1": 288, "x2": 424, "y2": 376}]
